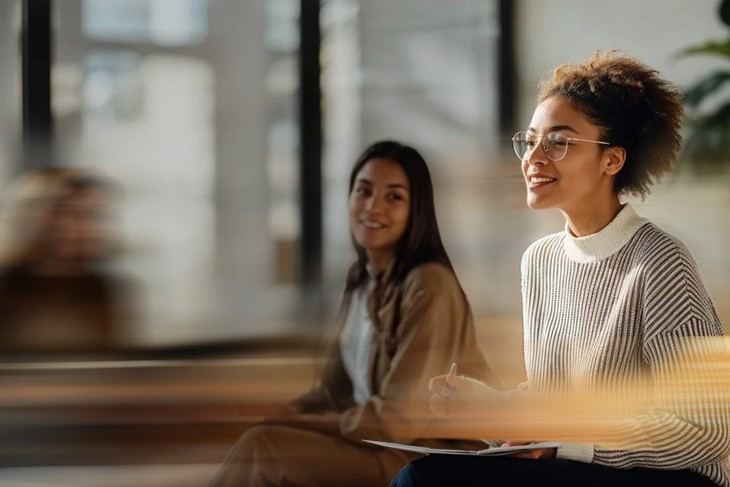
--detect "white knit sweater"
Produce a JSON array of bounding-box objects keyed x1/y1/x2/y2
[{"x1": 522, "y1": 204, "x2": 730, "y2": 485}]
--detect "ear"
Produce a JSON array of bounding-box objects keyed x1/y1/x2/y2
[{"x1": 602, "y1": 146, "x2": 626, "y2": 176}]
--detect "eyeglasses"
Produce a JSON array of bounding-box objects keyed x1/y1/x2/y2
[{"x1": 511, "y1": 130, "x2": 610, "y2": 162}]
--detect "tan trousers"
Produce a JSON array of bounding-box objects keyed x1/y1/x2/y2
[{"x1": 210, "y1": 424, "x2": 416, "y2": 487}]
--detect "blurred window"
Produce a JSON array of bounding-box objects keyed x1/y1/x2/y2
[
  {"x1": 0, "y1": 1, "x2": 20, "y2": 180},
  {"x1": 83, "y1": 0, "x2": 208, "y2": 46}
]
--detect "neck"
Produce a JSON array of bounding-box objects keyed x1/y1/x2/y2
[
  {"x1": 366, "y1": 250, "x2": 394, "y2": 275},
  {"x1": 561, "y1": 195, "x2": 622, "y2": 237}
]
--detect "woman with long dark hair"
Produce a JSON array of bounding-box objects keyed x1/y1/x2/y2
[{"x1": 212, "y1": 140, "x2": 498, "y2": 486}]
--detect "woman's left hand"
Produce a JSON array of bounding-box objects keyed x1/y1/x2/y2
[{"x1": 501, "y1": 441, "x2": 557, "y2": 459}]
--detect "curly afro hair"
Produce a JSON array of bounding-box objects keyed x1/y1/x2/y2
[{"x1": 537, "y1": 50, "x2": 684, "y2": 198}]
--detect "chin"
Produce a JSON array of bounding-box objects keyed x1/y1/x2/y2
[
  {"x1": 526, "y1": 196, "x2": 551, "y2": 210},
  {"x1": 354, "y1": 237, "x2": 382, "y2": 251}
]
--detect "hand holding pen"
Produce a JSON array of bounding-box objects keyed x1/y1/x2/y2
[{"x1": 428, "y1": 361, "x2": 500, "y2": 419}]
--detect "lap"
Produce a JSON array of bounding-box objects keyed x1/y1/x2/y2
[
  {"x1": 391, "y1": 454, "x2": 717, "y2": 487},
  {"x1": 213, "y1": 424, "x2": 413, "y2": 487}
]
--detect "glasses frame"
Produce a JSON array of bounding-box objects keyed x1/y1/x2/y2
[{"x1": 512, "y1": 130, "x2": 611, "y2": 162}]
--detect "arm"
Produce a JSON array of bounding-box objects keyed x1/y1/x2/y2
[
  {"x1": 585, "y1": 243, "x2": 730, "y2": 469},
  {"x1": 590, "y1": 320, "x2": 730, "y2": 469},
  {"x1": 338, "y1": 263, "x2": 491, "y2": 442},
  {"x1": 289, "y1": 285, "x2": 357, "y2": 415},
  {"x1": 288, "y1": 344, "x2": 354, "y2": 414}
]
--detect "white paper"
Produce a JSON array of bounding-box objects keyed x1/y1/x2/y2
[{"x1": 362, "y1": 439, "x2": 562, "y2": 456}]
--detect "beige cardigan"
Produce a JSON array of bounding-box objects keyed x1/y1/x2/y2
[{"x1": 291, "y1": 261, "x2": 499, "y2": 443}]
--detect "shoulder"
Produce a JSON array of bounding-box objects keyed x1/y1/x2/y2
[
  {"x1": 400, "y1": 261, "x2": 461, "y2": 299},
  {"x1": 631, "y1": 223, "x2": 709, "y2": 299},
  {"x1": 629, "y1": 223, "x2": 697, "y2": 270},
  {"x1": 631, "y1": 223, "x2": 721, "y2": 333},
  {"x1": 521, "y1": 231, "x2": 564, "y2": 272},
  {"x1": 633, "y1": 222, "x2": 689, "y2": 255},
  {"x1": 395, "y1": 262, "x2": 470, "y2": 328},
  {"x1": 522, "y1": 231, "x2": 564, "y2": 259}
]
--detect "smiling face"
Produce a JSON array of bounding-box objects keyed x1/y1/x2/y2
[
  {"x1": 521, "y1": 96, "x2": 620, "y2": 213},
  {"x1": 349, "y1": 158, "x2": 411, "y2": 266}
]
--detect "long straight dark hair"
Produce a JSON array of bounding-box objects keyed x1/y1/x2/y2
[{"x1": 345, "y1": 140, "x2": 454, "y2": 292}]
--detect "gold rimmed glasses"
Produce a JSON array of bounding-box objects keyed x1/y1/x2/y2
[{"x1": 512, "y1": 130, "x2": 610, "y2": 162}]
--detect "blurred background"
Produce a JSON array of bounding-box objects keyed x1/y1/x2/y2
[{"x1": 0, "y1": 0, "x2": 728, "y2": 485}]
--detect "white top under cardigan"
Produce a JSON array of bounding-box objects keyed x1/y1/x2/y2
[{"x1": 339, "y1": 272, "x2": 377, "y2": 406}]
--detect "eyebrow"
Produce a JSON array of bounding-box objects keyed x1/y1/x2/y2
[
  {"x1": 527, "y1": 125, "x2": 580, "y2": 134},
  {"x1": 355, "y1": 177, "x2": 409, "y2": 191}
]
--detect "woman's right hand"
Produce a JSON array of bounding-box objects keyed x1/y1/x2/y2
[{"x1": 428, "y1": 374, "x2": 498, "y2": 419}]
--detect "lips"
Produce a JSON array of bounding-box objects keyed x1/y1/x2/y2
[
  {"x1": 360, "y1": 219, "x2": 387, "y2": 229},
  {"x1": 526, "y1": 174, "x2": 557, "y2": 188}
]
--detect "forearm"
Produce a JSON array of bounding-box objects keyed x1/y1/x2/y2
[{"x1": 592, "y1": 412, "x2": 730, "y2": 470}]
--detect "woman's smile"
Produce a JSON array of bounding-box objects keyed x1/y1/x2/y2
[
  {"x1": 359, "y1": 218, "x2": 389, "y2": 230},
  {"x1": 526, "y1": 173, "x2": 558, "y2": 190}
]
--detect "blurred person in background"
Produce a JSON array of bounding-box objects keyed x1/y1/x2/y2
[
  {"x1": 392, "y1": 51, "x2": 730, "y2": 487},
  {"x1": 212, "y1": 140, "x2": 500, "y2": 486},
  {"x1": 0, "y1": 167, "x2": 127, "y2": 355}
]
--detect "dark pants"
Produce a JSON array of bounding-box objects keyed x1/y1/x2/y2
[{"x1": 390, "y1": 455, "x2": 718, "y2": 487}]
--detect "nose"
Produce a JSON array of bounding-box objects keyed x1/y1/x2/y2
[
  {"x1": 364, "y1": 193, "x2": 384, "y2": 212},
  {"x1": 525, "y1": 139, "x2": 548, "y2": 167}
]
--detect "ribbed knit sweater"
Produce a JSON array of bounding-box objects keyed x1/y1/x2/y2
[{"x1": 521, "y1": 204, "x2": 730, "y2": 485}]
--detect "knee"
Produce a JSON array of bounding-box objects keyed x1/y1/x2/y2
[
  {"x1": 234, "y1": 424, "x2": 280, "y2": 461},
  {"x1": 211, "y1": 425, "x2": 284, "y2": 486}
]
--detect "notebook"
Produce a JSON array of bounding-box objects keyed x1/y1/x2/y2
[{"x1": 362, "y1": 440, "x2": 561, "y2": 456}]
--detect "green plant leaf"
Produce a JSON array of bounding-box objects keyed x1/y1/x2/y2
[
  {"x1": 683, "y1": 102, "x2": 730, "y2": 170},
  {"x1": 680, "y1": 38, "x2": 730, "y2": 58},
  {"x1": 694, "y1": 101, "x2": 730, "y2": 129},
  {"x1": 684, "y1": 70, "x2": 730, "y2": 108}
]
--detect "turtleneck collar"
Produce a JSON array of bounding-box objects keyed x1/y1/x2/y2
[{"x1": 563, "y1": 204, "x2": 649, "y2": 263}]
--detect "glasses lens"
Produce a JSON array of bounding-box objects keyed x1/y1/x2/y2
[
  {"x1": 545, "y1": 132, "x2": 569, "y2": 161},
  {"x1": 512, "y1": 131, "x2": 532, "y2": 160}
]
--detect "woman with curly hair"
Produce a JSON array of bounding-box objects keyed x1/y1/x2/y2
[{"x1": 392, "y1": 51, "x2": 729, "y2": 486}]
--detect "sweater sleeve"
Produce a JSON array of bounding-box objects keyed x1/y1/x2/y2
[
  {"x1": 593, "y1": 321, "x2": 730, "y2": 469},
  {"x1": 592, "y1": 241, "x2": 730, "y2": 470}
]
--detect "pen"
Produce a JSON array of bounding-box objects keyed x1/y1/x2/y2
[{"x1": 448, "y1": 362, "x2": 457, "y2": 377}]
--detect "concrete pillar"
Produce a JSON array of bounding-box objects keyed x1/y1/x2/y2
[{"x1": 209, "y1": 0, "x2": 272, "y2": 338}]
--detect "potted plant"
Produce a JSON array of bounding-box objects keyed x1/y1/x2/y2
[{"x1": 679, "y1": 0, "x2": 730, "y2": 173}]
